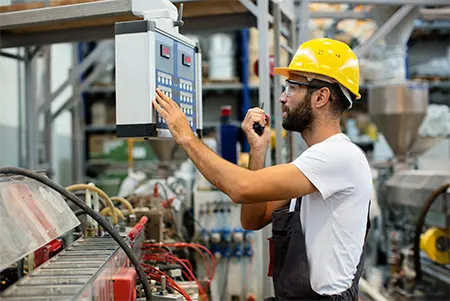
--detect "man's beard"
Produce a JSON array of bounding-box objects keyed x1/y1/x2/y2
[{"x1": 281, "y1": 93, "x2": 314, "y2": 133}]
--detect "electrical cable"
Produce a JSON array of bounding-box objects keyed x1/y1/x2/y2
[
  {"x1": 142, "y1": 242, "x2": 216, "y2": 293},
  {"x1": 0, "y1": 167, "x2": 153, "y2": 301},
  {"x1": 141, "y1": 263, "x2": 191, "y2": 298},
  {"x1": 142, "y1": 253, "x2": 207, "y2": 300},
  {"x1": 413, "y1": 182, "x2": 450, "y2": 282},
  {"x1": 144, "y1": 242, "x2": 216, "y2": 279}
]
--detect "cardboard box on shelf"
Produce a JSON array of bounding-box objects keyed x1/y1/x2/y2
[{"x1": 88, "y1": 134, "x2": 119, "y2": 159}]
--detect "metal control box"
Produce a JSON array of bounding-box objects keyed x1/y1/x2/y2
[{"x1": 115, "y1": 20, "x2": 203, "y2": 139}]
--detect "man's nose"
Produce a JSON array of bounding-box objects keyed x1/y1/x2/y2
[{"x1": 279, "y1": 91, "x2": 287, "y2": 103}]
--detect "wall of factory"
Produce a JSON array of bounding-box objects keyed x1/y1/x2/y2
[{"x1": 0, "y1": 44, "x2": 73, "y2": 185}]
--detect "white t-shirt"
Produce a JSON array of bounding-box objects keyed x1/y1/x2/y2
[{"x1": 290, "y1": 133, "x2": 372, "y2": 295}]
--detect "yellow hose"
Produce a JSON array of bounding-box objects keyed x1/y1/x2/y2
[
  {"x1": 100, "y1": 207, "x2": 125, "y2": 220},
  {"x1": 66, "y1": 184, "x2": 119, "y2": 225},
  {"x1": 110, "y1": 196, "x2": 135, "y2": 215},
  {"x1": 128, "y1": 138, "x2": 134, "y2": 169}
]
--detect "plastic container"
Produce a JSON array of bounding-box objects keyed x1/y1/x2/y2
[
  {"x1": 0, "y1": 173, "x2": 80, "y2": 272},
  {"x1": 208, "y1": 33, "x2": 235, "y2": 81},
  {"x1": 217, "y1": 106, "x2": 239, "y2": 164}
]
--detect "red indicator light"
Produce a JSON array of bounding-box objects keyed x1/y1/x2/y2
[
  {"x1": 182, "y1": 53, "x2": 191, "y2": 67},
  {"x1": 160, "y1": 45, "x2": 170, "y2": 59}
]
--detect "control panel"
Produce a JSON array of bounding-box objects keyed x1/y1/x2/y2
[{"x1": 115, "y1": 20, "x2": 202, "y2": 139}]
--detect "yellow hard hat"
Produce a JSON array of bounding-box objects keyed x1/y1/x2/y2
[{"x1": 274, "y1": 38, "x2": 361, "y2": 105}]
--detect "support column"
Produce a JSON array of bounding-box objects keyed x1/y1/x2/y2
[
  {"x1": 71, "y1": 43, "x2": 84, "y2": 184},
  {"x1": 257, "y1": 0, "x2": 274, "y2": 299},
  {"x1": 42, "y1": 46, "x2": 53, "y2": 177},
  {"x1": 24, "y1": 47, "x2": 38, "y2": 170},
  {"x1": 273, "y1": 1, "x2": 283, "y2": 164}
]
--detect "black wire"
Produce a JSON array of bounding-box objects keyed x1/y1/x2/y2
[
  {"x1": 0, "y1": 167, "x2": 153, "y2": 301},
  {"x1": 414, "y1": 183, "x2": 450, "y2": 282}
]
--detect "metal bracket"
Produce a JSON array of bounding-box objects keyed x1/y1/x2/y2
[
  {"x1": 354, "y1": 5, "x2": 415, "y2": 58},
  {"x1": 0, "y1": 51, "x2": 25, "y2": 61}
]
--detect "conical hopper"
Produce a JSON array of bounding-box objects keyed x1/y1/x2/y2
[
  {"x1": 368, "y1": 81, "x2": 429, "y2": 157},
  {"x1": 146, "y1": 139, "x2": 187, "y2": 162}
]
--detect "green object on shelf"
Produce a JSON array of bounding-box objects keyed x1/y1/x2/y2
[{"x1": 104, "y1": 140, "x2": 157, "y2": 162}]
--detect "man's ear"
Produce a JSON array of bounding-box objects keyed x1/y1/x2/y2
[{"x1": 314, "y1": 87, "x2": 331, "y2": 108}]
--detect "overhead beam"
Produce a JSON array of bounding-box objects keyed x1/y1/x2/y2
[
  {"x1": 308, "y1": 0, "x2": 449, "y2": 5},
  {"x1": 354, "y1": 5, "x2": 415, "y2": 58}
]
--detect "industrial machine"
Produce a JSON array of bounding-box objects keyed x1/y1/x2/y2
[
  {"x1": 365, "y1": 67, "x2": 450, "y2": 301},
  {"x1": 115, "y1": 0, "x2": 203, "y2": 140},
  {"x1": 0, "y1": 1, "x2": 210, "y2": 300},
  {"x1": 0, "y1": 167, "x2": 209, "y2": 301},
  {"x1": 358, "y1": 5, "x2": 450, "y2": 300}
]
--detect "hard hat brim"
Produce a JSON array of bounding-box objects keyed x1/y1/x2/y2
[{"x1": 273, "y1": 67, "x2": 291, "y2": 78}]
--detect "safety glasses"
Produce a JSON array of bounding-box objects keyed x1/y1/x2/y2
[{"x1": 284, "y1": 79, "x2": 322, "y2": 97}]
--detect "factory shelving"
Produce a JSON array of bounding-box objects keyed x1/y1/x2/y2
[
  {"x1": 0, "y1": 0, "x2": 296, "y2": 195},
  {"x1": 1, "y1": 1, "x2": 449, "y2": 299}
]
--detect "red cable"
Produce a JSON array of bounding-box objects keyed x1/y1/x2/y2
[
  {"x1": 142, "y1": 243, "x2": 216, "y2": 278},
  {"x1": 142, "y1": 242, "x2": 216, "y2": 289},
  {"x1": 143, "y1": 265, "x2": 192, "y2": 301},
  {"x1": 142, "y1": 254, "x2": 207, "y2": 300},
  {"x1": 181, "y1": 259, "x2": 194, "y2": 273},
  {"x1": 165, "y1": 254, "x2": 207, "y2": 300},
  {"x1": 148, "y1": 274, "x2": 192, "y2": 301}
]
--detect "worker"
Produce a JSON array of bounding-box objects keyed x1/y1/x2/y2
[{"x1": 153, "y1": 38, "x2": 372, "y2": 300}]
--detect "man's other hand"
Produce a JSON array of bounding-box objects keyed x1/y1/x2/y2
[{"x1": 241, "y1": 107, "x2": 271, "y2": 152}]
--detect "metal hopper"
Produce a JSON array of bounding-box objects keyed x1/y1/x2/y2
[
  {"x1": 146, "y1": 139, "x2": 188, "y2": 162},
  {"x1": 368, "y1": 81, "x2": 430, "y2": 158}
]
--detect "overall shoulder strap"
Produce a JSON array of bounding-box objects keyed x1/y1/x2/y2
[{"x1": 364, "y1": 200, "x2": 371, "y2": 241}]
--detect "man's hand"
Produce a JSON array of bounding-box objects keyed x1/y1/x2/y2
[
  {"x1": 241, "y1": 107, "x2": 271, "y2": 152},
  {"x1": 152, "y1": 88, "x2": 194, "y2": 145}
]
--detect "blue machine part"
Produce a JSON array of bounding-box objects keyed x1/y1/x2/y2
[
  {"x1": 222, "y1": 227, "x2": 232, "y2": 243},
  {"x1": 243, "y1": 243, "x2": 253, "y2": 258},
  {"x1": 154, "y1": 31, "x2": 197, "y2": 131},
  {"x1": 233, "y1": 244, "x2": 243, "y2": 258}
]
